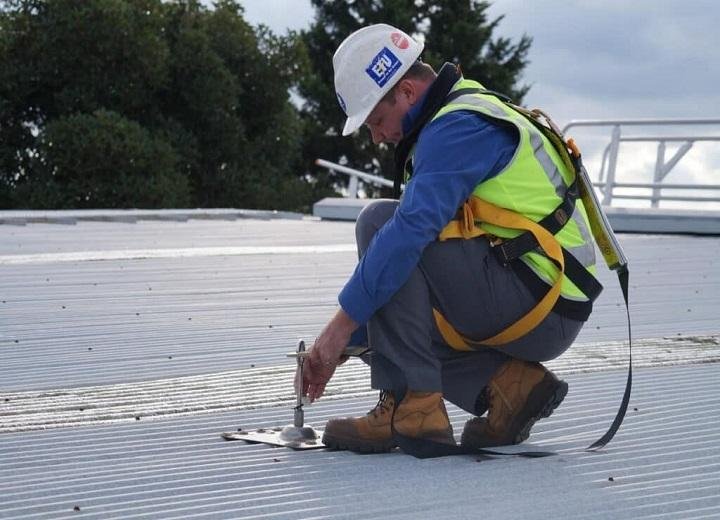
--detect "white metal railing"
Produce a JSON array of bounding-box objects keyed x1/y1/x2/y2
[
  {"x1": 562, "y1": 118, "x2": 720, "y2": 207},
  {"x1": 317, "y1": 118, "x2": 720, "y2": 207},
  {"x1": 315, "y1": 158, "x2": 393, "y2": 198}
]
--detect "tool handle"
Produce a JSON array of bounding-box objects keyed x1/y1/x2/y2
[{"x1": 286, "y1": 345, "x2": 370, "y2": 359}]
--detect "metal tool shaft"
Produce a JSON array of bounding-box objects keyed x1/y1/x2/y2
[{"x1": 294, "y1": 340, "x2": 305, "y2": 427}]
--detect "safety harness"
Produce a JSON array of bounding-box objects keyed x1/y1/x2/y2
[
  {"x1": 396, "y1": 65, "x2": 602, "y2": 349},
  {"x1": 389, "y1": 64, "x2": 632, "y2": 458}
]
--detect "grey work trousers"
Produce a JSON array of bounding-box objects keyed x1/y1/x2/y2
[{"x1": 357, "y1": 199, "x2": 584, "y2": 415}]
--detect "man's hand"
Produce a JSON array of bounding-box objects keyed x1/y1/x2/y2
[{"x1": 301, "y1": 309, "x2": 358, "y2": 402}]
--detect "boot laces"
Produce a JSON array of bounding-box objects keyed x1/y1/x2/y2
[
  {"x1": 369, "y1": 390, "x2": 393, "y2": 418},
  {"x1": 486, "y1": 386, "x2": 499, "y2": 429}
]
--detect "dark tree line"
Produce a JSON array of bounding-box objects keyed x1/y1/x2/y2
[{"x1": 0, "y1": 0, "x2": 531, "y2": 211}]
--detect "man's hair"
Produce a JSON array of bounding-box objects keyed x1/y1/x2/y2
[
  {"x1": 404, "y1": 60, "x2": 437, "y2": 81},
  {"x1": 381, "y1": 60, "x2": 436, "y2": 104}
]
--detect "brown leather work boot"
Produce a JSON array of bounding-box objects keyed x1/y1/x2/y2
[
  {"x1": 322, "y1": 390, "x2": 455, "y2": 453},
  {"x1": 460, "y1": 359, "x2": 568, "y2": 449}
]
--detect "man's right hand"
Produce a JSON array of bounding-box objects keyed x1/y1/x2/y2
[{"x1": 300, "y1": 309, "x2": 358, "y2": 402}]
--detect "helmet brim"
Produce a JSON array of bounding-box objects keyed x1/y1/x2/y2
[{"x1": 341, "y1": 103, "x2": 376, "y2": 136}]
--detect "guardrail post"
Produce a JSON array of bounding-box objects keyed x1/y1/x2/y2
[
  {"x1": 347, "y1": 175, "x2": 359, "y2": 198},
  {"x1": 652, "y1": 140, "x2": 666, "y2": 208},
  {"x1": 603, "y1": 125, "x2": 621, "y2": 206}
]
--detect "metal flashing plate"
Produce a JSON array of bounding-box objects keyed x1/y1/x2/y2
[{"x1": 221, "y1": 426, "x2": 325, "y2": 450}]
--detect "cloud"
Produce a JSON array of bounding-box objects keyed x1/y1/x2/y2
[
  {"x1": 239, "y1": 0, "x2": 315, "y2": 32},
  {"x1": 487, "y1": 0, "x2": 720, "y2": 118}
]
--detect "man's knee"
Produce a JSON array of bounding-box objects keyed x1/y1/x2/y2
[{"x1": 356, "y1": 199, "x2": 398, "y2": 252}]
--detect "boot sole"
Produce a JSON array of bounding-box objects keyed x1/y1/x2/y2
[
  {"x1": 321, "y1": 432, "x2": 396, "y2": 454},
  {"x1": 460, "y1": 375, "x2": 568, "y2": 448},
  {"x1": 512, "y1": 375, "x2": 568, "y2": 444}
]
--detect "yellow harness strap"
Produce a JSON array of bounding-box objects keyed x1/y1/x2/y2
[
  {"x1": 435, "y1": 197, "x2": 565, "y2": 350},
  {"x1": 438, "y1": 202, "x2": 488, "y2": 241}
]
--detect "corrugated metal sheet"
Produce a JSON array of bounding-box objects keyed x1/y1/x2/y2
[
  {"x1": 1, "y1": 214, "x2": 719, "y2": 519},
  {"x1": 1, "y1": 365, "x2": 718, "y2": 519},
  {"x1": 2, "y1": 334, "x2": 718, "y2": 433}
]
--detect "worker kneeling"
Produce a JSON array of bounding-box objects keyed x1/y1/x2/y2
[{"x1": 302, "y1": 24, "x2": 599, "y2": 455}]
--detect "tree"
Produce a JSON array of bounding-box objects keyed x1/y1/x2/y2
[
  {"x1": 0, "y1": 0, "x2": 173, "y2": 206},
  {"x1": 159, "y1": 1, "x2": 316, "y2": 209},
  {"x1": 19, "y1": 109, "x2": 187, "y2": 208},
  {"x1": 298, "y1": 0, "x2": 532, "y2": 196},
  {"x1": 0, "y1": 0, "x2": 314, "y2": 210}
]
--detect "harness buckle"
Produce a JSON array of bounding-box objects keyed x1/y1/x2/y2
[
  {"x1": 488, "y1": 236, "x2": 511, "y2": 266},
  {"x1": 554, "y1": 208, "x2": 569, "y2": 226},
  {"x1": 490, "y1": 238, "x2": 513, "y2": 267}
]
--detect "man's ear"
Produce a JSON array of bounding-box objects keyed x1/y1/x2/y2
[{"x1": 397, "y1": 79, "x2": 419, "y2": 105}]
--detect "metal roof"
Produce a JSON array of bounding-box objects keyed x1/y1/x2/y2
[{"x1": 1, "y1": 212, "x2": 719, "y2": 519}]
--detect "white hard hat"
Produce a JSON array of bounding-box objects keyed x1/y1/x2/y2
[{"x1": 333, "y1": 24, "x2": 424, "y2": 136}]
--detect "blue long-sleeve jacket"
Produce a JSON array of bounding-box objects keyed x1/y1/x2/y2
[{"x1": 340, "y1": 90, "x2": 519, "y2": 331}]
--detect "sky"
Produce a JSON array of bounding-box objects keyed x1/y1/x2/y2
[{"x1": 238, "y1": 0, "x2": 720, "y2": 208}]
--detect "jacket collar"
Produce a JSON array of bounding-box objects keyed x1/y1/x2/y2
[{"x1": 393, "y1": 63, "x2": 462, "y2": 198}]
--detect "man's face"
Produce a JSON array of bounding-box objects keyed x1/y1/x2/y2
[{"x1": 364, "y1": 87, "x2": 411, "y2": 145}]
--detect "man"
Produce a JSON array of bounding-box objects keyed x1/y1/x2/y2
[{"x1": 302, "y1": 24, "x2": 599, "y2": 454}]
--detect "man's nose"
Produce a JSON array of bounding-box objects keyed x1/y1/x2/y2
[{"x1": 370, "y1": 126, "x2": 384, "y2": 144}]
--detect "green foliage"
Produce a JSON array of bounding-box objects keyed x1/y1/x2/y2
[
  {"x1": 158, "y1": 1, "x2": 315, "y2": 208},
  {"x1": 0, "y1": 0, "x2": 532, "y2": 211},
  {"x1": 0, "y1": 0, "x2": 312, "y2": 210},
  {"x1": 20, "y1": 109, "x2": 186, "y2": 208},
  {"x1": 298, "y1": 0, "x2": 532, "y2": 194}
]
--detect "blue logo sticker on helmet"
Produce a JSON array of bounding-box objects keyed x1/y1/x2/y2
[
  {"x1": 366, "y1": 47, "x2": 402, "y2": 88},
  {"x1": 336, "y1": 92, "x2": 347, "y2": 114}
]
